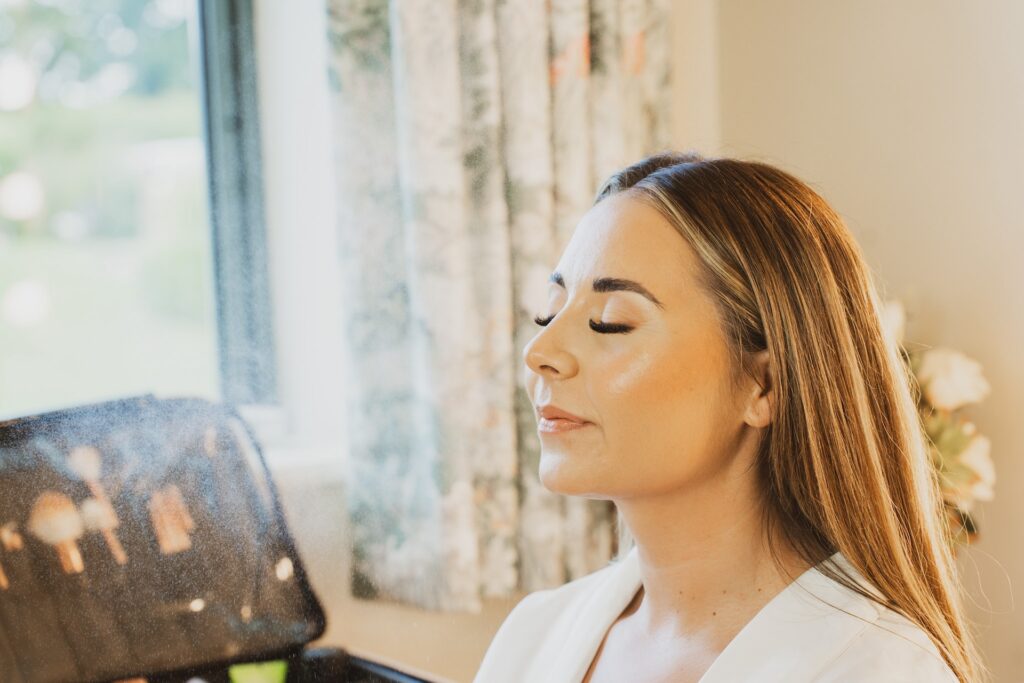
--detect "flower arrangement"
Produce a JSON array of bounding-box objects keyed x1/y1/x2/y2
[{"x1": 881, "y1": 300, "x2": 994, "y2": 548}]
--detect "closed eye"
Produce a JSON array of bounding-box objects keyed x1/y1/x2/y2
[{"x1": 532, "y1": 314, "x2": 634, "y2": 335}]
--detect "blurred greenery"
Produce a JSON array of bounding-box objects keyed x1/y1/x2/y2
[
  {"x1": 0, "y1": 0, "x2": 219, "y2": 418},
  {"x1": 0, "y1": 92, "x2": 203, "y2": 238},
  {"x1": 0, "y1": 240, "x2": 218, "y2": 416},
  {"x1": 0, "y1": 0, "x2": 193, "y2": 97}
]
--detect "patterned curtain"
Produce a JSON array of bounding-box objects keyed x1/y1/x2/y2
[{"x1": 326, "y1": 0, "x2": 672, "y2": 612}]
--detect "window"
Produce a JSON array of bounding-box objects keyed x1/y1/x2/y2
[{"x1": 0, "y1": 0, "x2": 274, "y2": 418}]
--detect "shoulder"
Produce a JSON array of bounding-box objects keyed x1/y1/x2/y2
[{"x1": 815, "y1": 602, "x2": 958, "y2": 682}]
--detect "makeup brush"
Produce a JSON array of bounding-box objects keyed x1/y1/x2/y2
[
  {"x1": 0, "y1": 523, "x2": 22, "y2": 588},
  {"x1": 0, "y1": 524, "x2": 19, "y2": 589},
  {"x1": 67, "y1": 445, "x2": 107, "y2": 501},
  {"x1": 80, "y1": 497, "x2": 128, "y2": 566},
  {"x1": 149, "y1": 484, "x2": 195, "y2": 555},
  {"x1": 27, "y1": 492, "x2": 85, "y2": 574},
  {"x1": 203, "y1": 426, "x2": 219, "y2": 458},
  {"x1": 0, "y1": 523, "x2": 23, "y2": 552}
]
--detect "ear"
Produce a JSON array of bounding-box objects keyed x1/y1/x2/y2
[{"x1": 742, "y1": 349, "x2": 774, "y2": 429}]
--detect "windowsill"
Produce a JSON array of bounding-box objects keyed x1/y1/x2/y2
[
  {"x1": 237, "y1": 403, "x2": 290, "y2": 442},
  {"x1": 261, "y1": 441, "x2": 347, "y2": 485},
  {"x1": 236, "y1": 403, "x2": 347, "y2": 485}
]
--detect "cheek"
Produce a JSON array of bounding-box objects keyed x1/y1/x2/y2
[
  {"x1": 602, "y1": 346, "x2": 706, "y2": 422},
  {"x1": 597, "y1": 344, "x2": 730, "y2": 477}
]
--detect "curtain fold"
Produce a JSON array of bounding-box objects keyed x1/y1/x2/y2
[{"x1": 327, "y1": 0, "x2": 672, "y2": 611}]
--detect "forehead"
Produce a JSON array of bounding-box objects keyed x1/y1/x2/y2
[{"x1": 554, "y1": 192, "x2": 699, "y2": 298}]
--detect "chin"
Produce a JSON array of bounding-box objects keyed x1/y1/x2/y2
[{"x1": 537, "y1": 452, "x2": 609, "y2": 499}]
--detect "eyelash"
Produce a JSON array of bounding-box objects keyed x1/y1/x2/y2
[{"x1": 532, "y1": 314, "x2": 634, "y2": 335}]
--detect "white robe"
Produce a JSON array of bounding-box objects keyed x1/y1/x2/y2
[{"x1": 473, "y1": 547, "x2": 958, "y2": 682}]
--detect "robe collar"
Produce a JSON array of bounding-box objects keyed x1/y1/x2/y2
[{"x1": 553, "y1": 546, "x2": 881, "y2": 683}]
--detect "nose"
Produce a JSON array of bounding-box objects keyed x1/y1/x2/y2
[{"x1": 522, "y1": 317, "x2": 579, "y2": 380}]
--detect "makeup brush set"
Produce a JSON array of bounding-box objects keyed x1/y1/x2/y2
[{"x1": 0, "y1": 395, "x2": 428, "y2": 683}]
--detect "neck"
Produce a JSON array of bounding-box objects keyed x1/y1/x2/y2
[{"x1": 616, "y1": 474, "x2": 812, "y2": 644}]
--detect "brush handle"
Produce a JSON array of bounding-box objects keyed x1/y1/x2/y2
[
  {"x1": 56, "y1": 540, "x2": 84, "y2": 574},
  {"x1": 102, "y1": 529, "x2": 128, "y2": 565},
  {"x1": 86, "y1": 480, "x2": 108, "y2": 504}
]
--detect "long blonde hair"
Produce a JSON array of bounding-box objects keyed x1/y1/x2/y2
[{"x1": 596, "y1": 151, "x2": 984, "y2": 682}]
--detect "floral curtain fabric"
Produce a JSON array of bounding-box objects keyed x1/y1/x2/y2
[{"x1": 326, "y1": 0, "x2": 672, "y2": 611}]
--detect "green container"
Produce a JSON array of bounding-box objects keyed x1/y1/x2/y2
[{"x1": 228, "y1": 660, "x2": 289, "y2": 683}]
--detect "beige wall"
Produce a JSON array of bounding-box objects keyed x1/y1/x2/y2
[{"x1": 703, "y1": 2, "x2": 1024, "y2": 680}]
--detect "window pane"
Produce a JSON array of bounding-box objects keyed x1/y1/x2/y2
[{"x1": 0, "y1": 0, "x2": 218, "y2": 418}]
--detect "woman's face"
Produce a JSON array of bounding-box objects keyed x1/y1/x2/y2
[{"x1": 523, "y1": 192, "x2": 765, "y2": 500}]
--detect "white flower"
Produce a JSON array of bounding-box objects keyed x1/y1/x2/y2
[
  {"x1": 916, "y1": 348, "x2": 991, "y2": 411},
  {"x1": 943, "y1": 482, "x2": 974, "y2": 513},
  {"x1": 959, "y1": 434, "x2": 995, "y2": 503},
  {"x1": 880, "y1": 299, "x2": 906, "y2": 349}
]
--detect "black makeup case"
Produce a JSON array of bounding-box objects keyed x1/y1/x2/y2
[{"x1": 0, "y1": 394, "x2": 431, "y2": 683}]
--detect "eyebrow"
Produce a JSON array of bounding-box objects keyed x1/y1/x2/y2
[{"x1": 549, "y1": 271, "x2": 665, "y2": 310}]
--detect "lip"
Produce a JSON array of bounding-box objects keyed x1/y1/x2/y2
[
  {"x1": 538, "y1": 418, "x2": 594, "y2": 434},
  {"x1": 536, "y1": 404, "x2": 594, "y2": 434},
  {"x1": 538, "y1": 405, "x2": 589, "y2": 423}
]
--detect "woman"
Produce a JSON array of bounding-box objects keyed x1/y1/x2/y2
[{"x1": 473, "y1": 152, "x2": 983, "y2": 682}]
